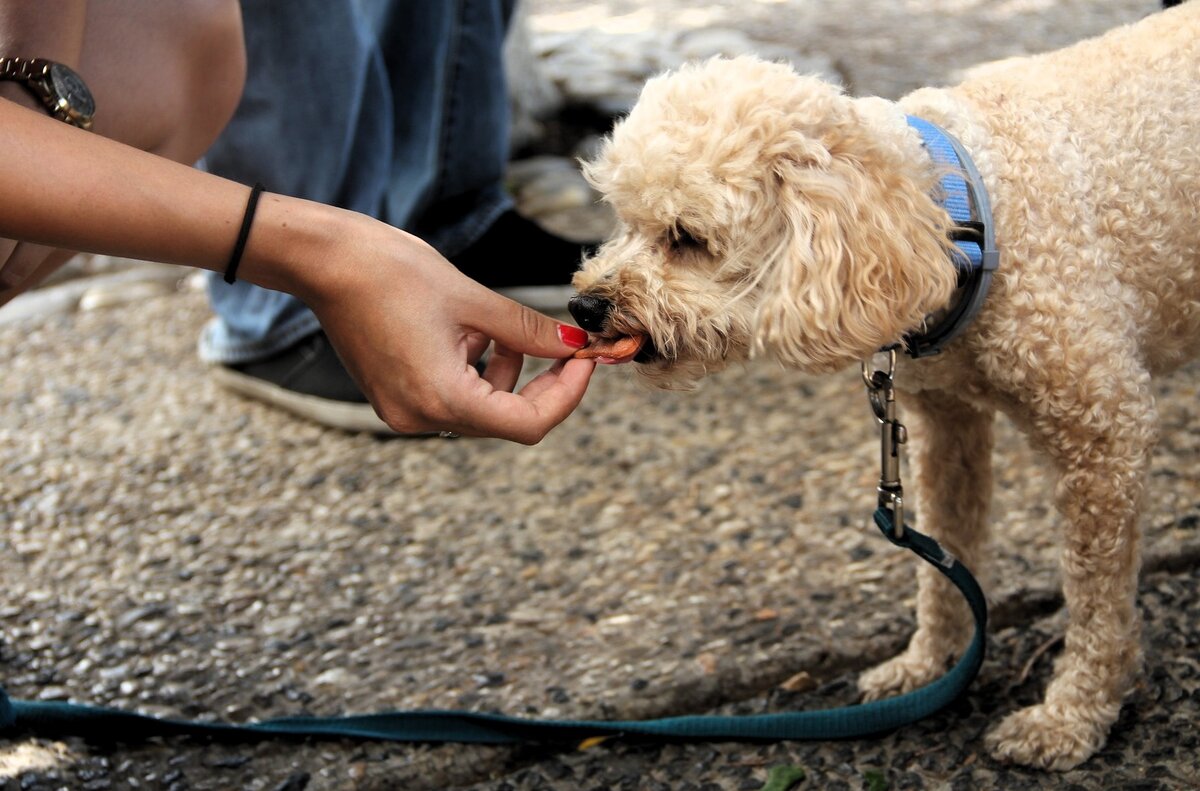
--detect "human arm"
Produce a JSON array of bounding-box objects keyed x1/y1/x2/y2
[
  {"x1": 0, "y1": 2, "x2": 88, "y2": 283},
  {"x1": 0, "y1": 98, "x2": 595, "y2": 442}
]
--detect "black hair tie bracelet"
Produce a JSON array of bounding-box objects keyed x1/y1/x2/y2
[{"x1": 223, "y1": 182, "x2": 266, "y2": 284}]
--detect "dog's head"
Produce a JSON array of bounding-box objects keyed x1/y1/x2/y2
[{"x1": 570, "y1": 56, "x2": 958, "y2": 388}]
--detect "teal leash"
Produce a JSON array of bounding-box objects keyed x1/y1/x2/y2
[
  {"x1": 0, "y1": 507, "x2": 985, "y2": 745},
  {"x1": 0, "y1": 359, "x2": 986, "y2": 746}
]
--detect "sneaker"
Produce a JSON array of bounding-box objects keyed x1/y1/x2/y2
[{"x1": 210, "y1": 331, "x2": 399, "y2": 435}]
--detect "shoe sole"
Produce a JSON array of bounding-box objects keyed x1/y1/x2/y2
[{"x1": 210, "y1": 364, "x2": 402, "y2": 435}]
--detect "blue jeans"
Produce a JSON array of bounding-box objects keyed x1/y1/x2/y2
[{"x1": 200, "y1": 0, "x2": 517, "y2": 363}]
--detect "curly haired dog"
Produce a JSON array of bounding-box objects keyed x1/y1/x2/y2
[{"x1": 568, "y1": 4, "x2": 1200, "y2": 771}]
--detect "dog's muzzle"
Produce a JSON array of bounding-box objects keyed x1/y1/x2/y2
[
  {"x1": 567, "y1": 294, "x2": 612, "y2": 333},
  {"x1": 567, "y1": 293, "x2": 659, "y2": 363}
]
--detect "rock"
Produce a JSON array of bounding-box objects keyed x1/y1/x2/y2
[
  {"x1": 271, "y1": 771, "x2": 311, "y2": 791},
  {"x1": 312, "y1": 667, "x2": 354, "y2": 687},
  {"x1": 79, "y1": 280, "x2": 174, "y2": 312}
]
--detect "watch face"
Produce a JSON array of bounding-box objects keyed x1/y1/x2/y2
[{"x1": 48, "y1": 62, "x2": 96, "y2": 119}]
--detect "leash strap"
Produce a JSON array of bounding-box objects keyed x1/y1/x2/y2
[{"x1": 0, "y1": 508, "x2": 985, "y2": 745}]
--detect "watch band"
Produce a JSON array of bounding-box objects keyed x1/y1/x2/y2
[{"x1": 0, "y1": 56, "x2": 94, "y2": 129}]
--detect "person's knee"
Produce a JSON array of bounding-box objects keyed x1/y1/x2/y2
[
  {"x1": 170, "y1": 0, "x2": 247, "y2": 163},
  {"x1": 79, "y1": 0, "x2": 246, "y2": 164}
]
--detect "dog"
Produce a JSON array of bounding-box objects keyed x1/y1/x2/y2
[{"x1": 567, "y1": 4, "x2": 1200, "y2": 770}]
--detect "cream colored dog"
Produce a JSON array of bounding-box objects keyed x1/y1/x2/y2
[{"x1": 568, "y1": 5, "x2": 1200, "y2": 771}]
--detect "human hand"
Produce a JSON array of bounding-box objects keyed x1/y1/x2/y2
[{"x1": 290, "y1": 212, "x2": 596, "y2": 444}]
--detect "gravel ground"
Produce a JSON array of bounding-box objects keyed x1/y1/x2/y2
[
  {"x1": 2, "y1": 295, "x2": 1197, "y2": 790},
  {"x1": 3, "y1": 1, "x2": 1198, "y2": 790}
]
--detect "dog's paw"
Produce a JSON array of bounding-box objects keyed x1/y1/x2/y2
[
  {"x1": 984, "y1": 704, "x2": 1107, "y2": 770},
  {"x1": 857, "y1": 651, "x2": 946, "y2": 701}
]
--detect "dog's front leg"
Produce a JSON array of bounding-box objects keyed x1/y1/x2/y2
[
  {"x1": 984, "y1": 369, "x2": 1155, "y2": 770},
  {"x1": 859, "y1": 392, "x2": 994, "y2": 699}
]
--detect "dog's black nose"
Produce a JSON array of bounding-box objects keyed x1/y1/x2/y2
[{"x1": 568, "y1": 294, "x2": 612, "y2": 333}]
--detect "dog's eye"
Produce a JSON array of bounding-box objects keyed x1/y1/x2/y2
[{"x1": 669, "y1": 225, "x2": 705, "y2": 254}]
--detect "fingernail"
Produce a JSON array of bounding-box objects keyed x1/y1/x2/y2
[{"x1": 558, "y1": 324, "x2": 588, "y2": 349}]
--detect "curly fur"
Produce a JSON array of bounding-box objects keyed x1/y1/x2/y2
[{"x1": 572, "y1": 5, "x2": 1200, "y2": 770}]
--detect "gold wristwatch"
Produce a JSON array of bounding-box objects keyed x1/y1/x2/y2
[{"x1": 0, "y1": 57, "x2": 94, "y2": 129}]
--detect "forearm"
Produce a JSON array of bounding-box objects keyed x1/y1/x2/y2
[
  {"x1": 0, "y1": 97, "x2": 357, "y2": 300},
  {"x1": 0, "y1": 90, "x2": 594, "y2": 442}
]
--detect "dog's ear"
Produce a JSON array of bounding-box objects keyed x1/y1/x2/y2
[{"x1": 750, "y1": 125, "x2": 959, "y2": 373}]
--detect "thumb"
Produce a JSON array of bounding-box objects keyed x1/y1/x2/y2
[{"x1": 465, "y1": 287, "x2": 589, "y2": 359}]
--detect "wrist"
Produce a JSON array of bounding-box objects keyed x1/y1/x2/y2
[{"x1": 233, "y1": 193, "x2": 365, "y2": 303}]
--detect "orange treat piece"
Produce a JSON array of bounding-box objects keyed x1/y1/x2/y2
[{"x1": 573, "y1": 334, "x2": 645, "y2": 361}]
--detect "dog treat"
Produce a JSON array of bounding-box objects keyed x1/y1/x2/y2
[{"x1": 573, "y1": 334, "x2": 645, "y2": 361}]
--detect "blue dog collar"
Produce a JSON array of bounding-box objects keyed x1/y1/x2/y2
[{"x1": 900, "y1": 116, "x2": 999, "y2": 358}]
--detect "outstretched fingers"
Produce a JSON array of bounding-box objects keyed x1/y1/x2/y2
[
  {"x1": 480, "y1": 343, "x2": 525, "y2": 394},
  {"x1": 460, "y1": 285, "x2": 588, "y2": 360},
  {"x1": 455, "y1": 357, "x2": 595, "y2": 444}
]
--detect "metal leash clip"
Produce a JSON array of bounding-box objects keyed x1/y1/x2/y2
[{"x1": 862, "y1": 349, "x2": 907, "y2": 537}]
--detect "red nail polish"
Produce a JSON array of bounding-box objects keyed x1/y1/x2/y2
[{"x1": 558, "y1": 324, "x2": 588, "y2": 349}]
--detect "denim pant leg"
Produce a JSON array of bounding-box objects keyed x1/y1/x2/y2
[
  {"x1": 201, "y1": 0, "x2": 517, "y2": 364},
  {"x1": 366, "y1": 0, "x2": 517, "y2": 257}
]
